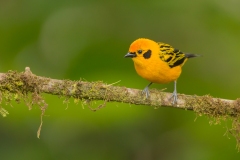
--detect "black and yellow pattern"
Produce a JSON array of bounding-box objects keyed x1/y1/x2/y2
[{"x1": 158, "y1": 42, "x2": 198, "y2": 68}]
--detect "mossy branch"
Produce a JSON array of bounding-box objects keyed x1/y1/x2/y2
[{"x1": 0, "y1": 67, "x2": 240, "y2": 150}]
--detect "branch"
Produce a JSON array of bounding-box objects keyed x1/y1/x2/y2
[
  {"x1": 0, "y1": 67, "x2": 239, "y2": 114},
  {"x1": 0, "y1": 67, "x2": 240, "y2": 149}
]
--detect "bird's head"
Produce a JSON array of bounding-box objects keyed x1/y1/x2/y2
[{"x1": 124, "y1": 38, "x2": 159, "y2": 65}]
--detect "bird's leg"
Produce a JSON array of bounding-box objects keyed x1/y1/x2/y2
[
  {"x1": 142, "y1": 82, "x2": 153, "y2": 98},
  {"x1": 170, "y1": 80, "x2": 178, "y2": 104}
]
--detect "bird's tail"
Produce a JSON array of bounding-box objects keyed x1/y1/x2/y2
[{"x1": 185, "y1": 53, "x2": 201, "y2": 58}]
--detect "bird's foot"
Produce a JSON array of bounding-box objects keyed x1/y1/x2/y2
[
  {"x1": 170, "y1": 90, "x2": 178, "y2": 104},
  {"x1": 142, "y1": 86, "x2": 150, "y2": 98}
]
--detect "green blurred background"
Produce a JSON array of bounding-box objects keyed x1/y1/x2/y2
[{"x1": 1, "y1": 0, "x2": 240, "y2": 159}]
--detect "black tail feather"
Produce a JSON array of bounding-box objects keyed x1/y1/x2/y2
[{"x1": 185, "y1": 53, "x2": 201, "y2": 58}]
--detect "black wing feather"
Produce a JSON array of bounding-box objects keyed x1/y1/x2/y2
[{"x1": 158, "y1": 42, "x2": 187, "y2": 68}]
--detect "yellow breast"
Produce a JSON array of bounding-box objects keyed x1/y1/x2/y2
[{"x1": 133, "y1": 55, "x2": 182, "y2": 84}]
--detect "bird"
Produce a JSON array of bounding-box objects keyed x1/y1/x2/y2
[{"x1": 124, "y1": 38, "x2": 199, "y2": 104}]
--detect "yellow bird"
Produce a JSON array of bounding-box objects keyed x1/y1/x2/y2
[{"x1": 124, "y1": 38, "x2": 199, "y2": 104}]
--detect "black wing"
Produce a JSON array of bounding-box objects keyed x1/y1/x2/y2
[{"x1": 158, "y1": 42, "x2": 187, "y2": 68}]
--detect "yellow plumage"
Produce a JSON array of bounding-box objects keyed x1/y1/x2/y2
[{"x1": 125, "y1": 38, "x2": 199, "y2": 104}]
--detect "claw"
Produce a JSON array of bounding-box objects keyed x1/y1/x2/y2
[
  {"x1": 170, "y1": 80, "x2": 178, "y2": 104},
  {"x1": 142, "y1": 82, "x2": 152, "y2": 98},
  {"x1": 170, "y1": 89, "x2": 178, "y2": 104},
  {"x1": 142, "y1": 86, "x2": 150, "y2": 98}
]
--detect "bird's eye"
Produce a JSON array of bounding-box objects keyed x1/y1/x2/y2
[{"x1": 137, "y1": 50, "x2": 142, "y2": 54}]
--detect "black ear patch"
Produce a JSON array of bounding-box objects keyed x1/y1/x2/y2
[{"x1": 143, "y1": 50, "x2": 152, "y2": 59}]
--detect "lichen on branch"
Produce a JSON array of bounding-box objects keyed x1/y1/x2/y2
[{"x1": 0, "y1": 67, "x2": 240, "y2": 150}]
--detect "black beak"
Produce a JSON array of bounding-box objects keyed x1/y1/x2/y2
[{"x1": 124, "y1": 52, "x2": 136, "y2": 58}]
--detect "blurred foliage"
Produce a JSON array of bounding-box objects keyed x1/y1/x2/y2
[{"x1": 0, "y1": 0, "x2": 240, "y2": 159}]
